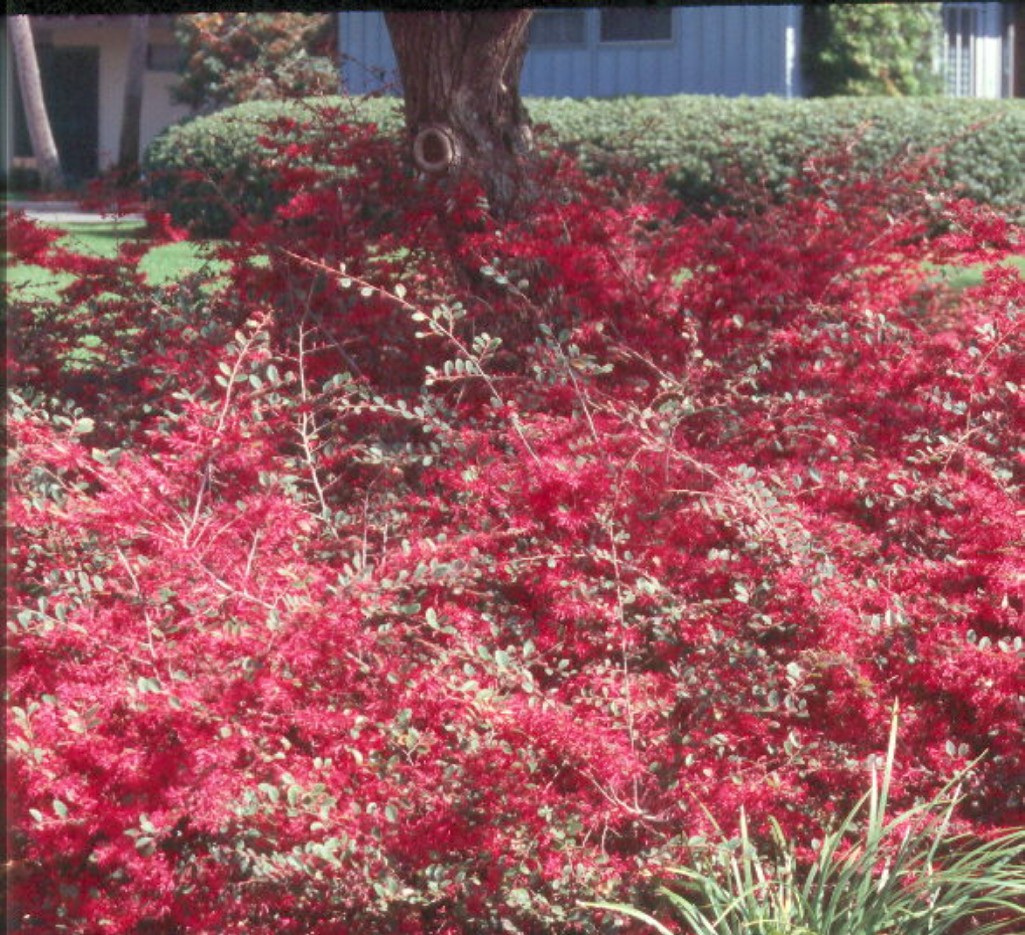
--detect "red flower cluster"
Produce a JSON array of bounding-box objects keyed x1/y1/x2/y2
[{"x1": 7, "y1": 111, "x2": 1023, "y2": 933}]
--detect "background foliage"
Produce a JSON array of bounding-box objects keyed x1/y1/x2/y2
[
  {"x1": 802, "y1": 3, "x2": 945, "y2": 97},
  {"x1": 172, "y1": 13, "x2": 338, "y2": 113},
  {"x1": 8, "y1": 101, "x2": 1025, "y2": 933},
  {"x1": 143, "y1": 95, "x2": 1025, "y2": 236}
]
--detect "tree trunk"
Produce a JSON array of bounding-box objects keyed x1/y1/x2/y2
[
  {"x1": 9, "y1": 15, "x2": 64, "y2": 191},
  {"x1": 383, "y1": 10, "x2": 535, "y2": 216},
  {"x1": 118, "y1": 14, "x2": 150, "y2": 173}
]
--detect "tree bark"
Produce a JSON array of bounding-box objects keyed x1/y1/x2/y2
[
  {"x1": 383, "y1": 10, "x2": 536, "y2": 216},
  {"x1": 118, "y1": 14, "x2": 150, "y2": 173},
  {"x1": 9, "y1": 15, "x2": 64, "y2": 191}
]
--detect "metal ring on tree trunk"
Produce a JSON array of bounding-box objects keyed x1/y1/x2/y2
[{"x1": 413, "y1": 124, "x2": 461, "y2": 173}]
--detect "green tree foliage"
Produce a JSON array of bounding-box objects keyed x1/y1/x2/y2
[
  {"x1": 173, "y1": 13, "x2": 338, "y2": 113},
  {"x1": 803, "y1": 3, "x2": 945, "y2": 97}
]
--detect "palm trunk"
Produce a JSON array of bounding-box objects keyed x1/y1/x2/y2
[
  {"x1": 118, "y1": 14, "x2": 150, "y2": 173},
  {"x1": 9, "y1": 15, "x2": 64, "y2": 191},
  {"x1": 384, "y1": 11, "x2": 535, "y2": 216}
]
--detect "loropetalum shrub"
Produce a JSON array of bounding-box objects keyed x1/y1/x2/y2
[
  {"x1": 6, "y1": 107, "x2": 1025, "y2": 933},
  {"x1": 142, "y1": 97, "x2": 404, "y2": 236},
  {"x1": 591, "y1": 711, "x2": 1025, "y2": 934}
]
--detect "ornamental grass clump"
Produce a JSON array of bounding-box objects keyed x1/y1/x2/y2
[{"x1": 587, "y1": 711, "x2": 1025, "y2": 935}]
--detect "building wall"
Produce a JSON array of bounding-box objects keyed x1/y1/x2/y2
[
  {"x1": 341, "y1": 5, "x2": 1018, "y2": 101},
  {"x1": 340, "y1": 7, "x2": 804, "y2": 99},
  {"x1": 524, "y1": 6, "x2": 802, "y2": 98},
  {"x1": 1014, "y1": 2, "x2": 1025, "y2": 96},
  {"x1": 1, "y1": 20, "x2": 9, "y2": 175},
  {"x1": 3, "y1": 15, "x2": 191, "y2": 180},
  {"x1": 44, "y1": 16, "x2": 190, "y2": 171},
  {"x1": 339, "y1": 10, "x2": 400, "y2": 95},
  {"x1": 944, "y1": 2, "x2": 1007, "y2": 96}
]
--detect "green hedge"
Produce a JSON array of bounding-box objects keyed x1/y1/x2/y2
[
  {"x1": 144, "y1": 94, "x2": 1025, "y2": 235},
  {"x1": 143, "y1": 97, "x2": 404, "y2": 236},
  {"x1": 531, "y1": 96, "x2": 1025, "y2": 219}
]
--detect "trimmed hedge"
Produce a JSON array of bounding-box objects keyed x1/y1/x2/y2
[
  {"x1": 143, "y1": 97, "x2": 403, "y2": 236},
  {"x1": 534, "y1": 95, "x2": 1025, "y2": 218},
  {"x1": 144, "y1": 94, "x2": 1025, "y2": 235}
]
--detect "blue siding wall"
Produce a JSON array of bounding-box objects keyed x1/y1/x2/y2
[
  {"x1": 340, "y1": 7, "x2": 804, "y2": 99},
  {"x1": 339, "y1": 10, "x2": 398, "y2": 93}
]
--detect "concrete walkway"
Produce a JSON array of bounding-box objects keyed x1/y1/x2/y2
[{"x1": 6, "y1": 200, "x2": 144, "y2": 225}]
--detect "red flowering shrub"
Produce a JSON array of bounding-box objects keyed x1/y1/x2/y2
[{"x1": 6, "y1": 108, "x2": 1024, "y2": 933}]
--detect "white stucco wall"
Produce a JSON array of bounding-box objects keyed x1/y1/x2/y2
[
  {"x1": 4, "y1": 15, "x2": 191, "y2": 178},
  {"x1": 48, "y1": 17, "x2": 190, "y2": 170}
]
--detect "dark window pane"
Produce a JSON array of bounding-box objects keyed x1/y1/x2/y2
[
  {"x1": 600, "y1": 7, "x2": 672, "y2": 42},
  {"x1": 530, "y1": 9, "x2": 587, "y2": 46}
]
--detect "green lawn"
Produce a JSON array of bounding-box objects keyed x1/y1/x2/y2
[
  {"x1": 6, "y1": 220, "x2": 226, "y2": 301},
  {"x1": 8, "y1": 218, "x2": 1023, "y2": 305},
  {"x1": 937, "y1": 252, "x2": 1025, "y2": 290},
  {"x1": 64, "y1": 221, "x2": 222, "y2": 285},
  {"x1": 6, "y1": 220, "x2": 233, "y2": 370}
]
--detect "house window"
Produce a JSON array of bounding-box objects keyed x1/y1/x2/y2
[
  {"x1": 944, "y1": 3, "x2": 976, "y2": 95},
  {"x1": 599, "y1": 7, "x2": 673, "y2": 43},
  {"x1": 146, "y1": 43, "x2": 181, "y2": 72},
  {"x1": 529, "y1": 9, "x2": 587, "y2": 47}
]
